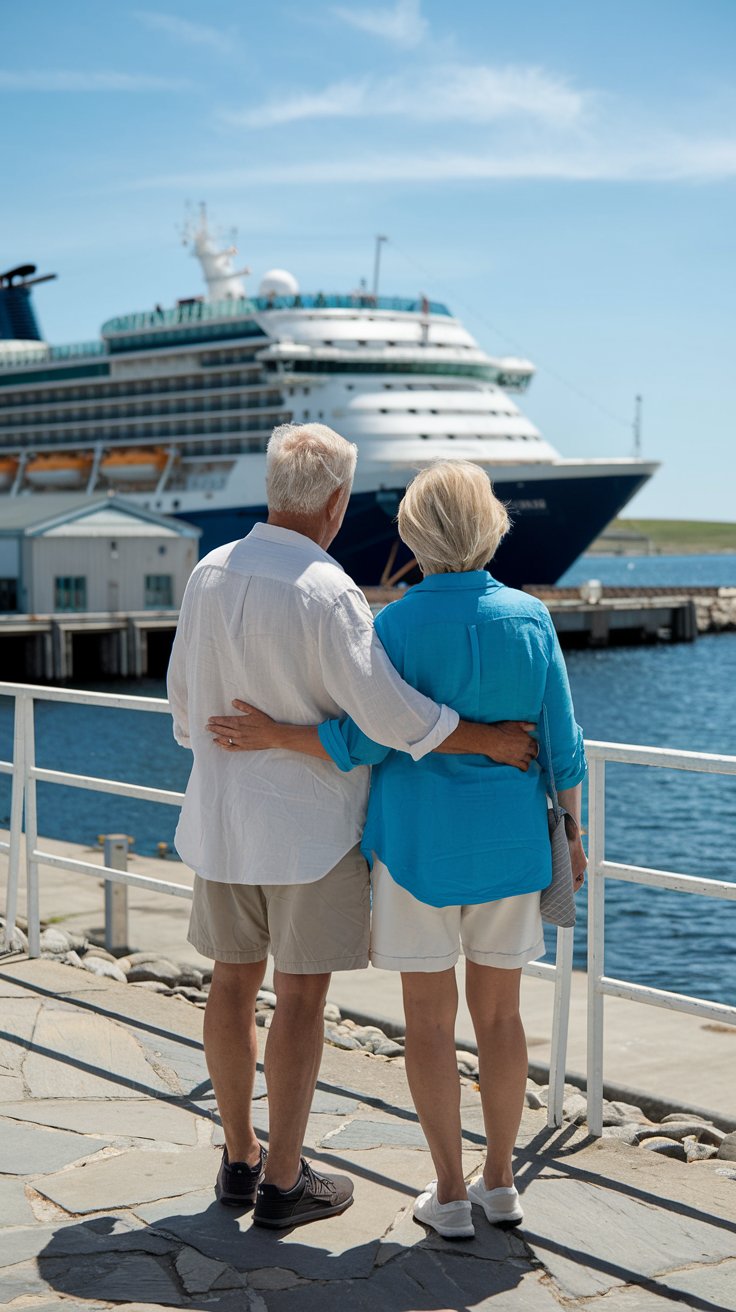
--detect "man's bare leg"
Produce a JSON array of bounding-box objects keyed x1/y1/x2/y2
[
  {"x1": 263, "y1": 970, "x2": 331, "y2": 1189},
  {"x1": 203, "y1": 959, "x2": 267, "y2": 1165}
]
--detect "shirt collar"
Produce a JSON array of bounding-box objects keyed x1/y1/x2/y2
[
  {"x1": 247, "y1": 521, "x2": 343, "y2": 570},
  {"x1": 412, "y1": 569, "x2": 502, "y2": 593}
]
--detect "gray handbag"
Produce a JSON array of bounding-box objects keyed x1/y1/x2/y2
[{"x1": 539, "y1": 704, "x2": 578, "y2": 929}]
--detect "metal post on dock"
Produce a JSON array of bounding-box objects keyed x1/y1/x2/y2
[
  {"x1": 104, "y1": 835, "x2": 130, "y2": 953},
  {"x1": 586, "y1": 757, "x2": 606, "y2": 1137}
]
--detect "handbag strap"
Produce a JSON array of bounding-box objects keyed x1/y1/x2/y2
[{"x1": 541, "y1": 703, "x2": 562, "y2": 821}]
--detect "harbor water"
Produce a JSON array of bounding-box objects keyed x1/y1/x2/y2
[{"x1": 2, "y1": 553, "x2": 735, "y2": 1006}]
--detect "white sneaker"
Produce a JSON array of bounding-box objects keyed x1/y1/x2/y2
[
  {"x1": 467, "y1": 1178, "x2": 524, "y2": 1227},
  {"x1": 413, "y1": 1181, "x2": 474, "y2": 1239}
]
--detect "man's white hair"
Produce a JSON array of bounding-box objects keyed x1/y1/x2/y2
[{"x1": 266, "y1": 423, "x2": 358, "y2": 515}]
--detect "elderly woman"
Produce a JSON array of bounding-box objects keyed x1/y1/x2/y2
[{"x1": 208, "y1": 460, "x2": 586, "y2": 1239}]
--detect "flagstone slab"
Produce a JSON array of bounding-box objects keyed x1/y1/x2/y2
[
  {"x1": 0, "y1": 1098, "x2": 203, "y2": 1146},
  {"x1": 0, "y1": 1258, "x2": 50, "y2": 1304},
  {"x1": 0, "y1": 1073, "x2": 25, "y2": 1101},
  {"x1": 0, "y1": 1120, "x2": 112, "y2": 1176},
  {"x1": 263, "y1": 1256, "x2": 560, "y2": 1312},
  {"x1": 521, "y1": 1173, "x2": 736, "y2": 1300},
  {"x1": 308, "y1": 1088, "x2": 363, "y2": 1115},
  {"x1": 0, "y1": 1216, "x2": 175, "y2": 1269},
  {"x1": 39, "y1": 1252, "x2": 184, "y2": 1306},
  {"x1": 24, "y1": 1006, "x2": 175, "y2": 1100},
  {"x1": 35, "y1": 1146, "x2": 219, "y2": 1213},
  {"x1": 131, "y1": 1031, "x2": 211, "y2": 1097},
  {"x1": 0, "y1": 1175, "x2": 35, "y2": 1226},
  {"x1": 591, "y1": 1259, "x2": 736, "y2": 1311},
  {"x1": 0, "y1": 1035, "x2": 25, "y2": 1075},
  {"x1": 320, "y1": 1118, "x2": 428, "y2": 1151}
]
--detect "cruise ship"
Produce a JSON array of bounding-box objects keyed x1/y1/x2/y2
[{"x1": 0, "y1": 210, "x2": 657, "y2": 586}]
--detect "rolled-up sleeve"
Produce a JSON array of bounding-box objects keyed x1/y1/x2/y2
[
  {"x1": 318, "y1": 716, "x2": 391, "y2": 772},
  {"x1": 319, "y1": 590, "x2": 459, "y2": 760},
  {"x1": 542, "y1": 622, "x2": 586, "y2": 789}
]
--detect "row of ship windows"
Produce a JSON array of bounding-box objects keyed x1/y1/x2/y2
[
  {"x1": 315, "y1": 340, "x2": 472, "y2": 350},
  {"x1": 376, "y1": 408, "x2": 516, "y2": 418},
  {"x1": 0, "y1": 370, "x2": 265, "y2": 408},
  {"x1": 7, "y1": 419, "x2": 287, "y2": 447},
  {"x1": 277, "y1": 360, "x2": 500, "y2": 380},
  {"x1": 0, "y1": 395, "x2": 285, "y2": 427}
]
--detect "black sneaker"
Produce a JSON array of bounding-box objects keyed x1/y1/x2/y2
[
  {"x1": 253, "y1": 1158, "x2": 354, "y2": 1229},
  {"x1": 216, "y1": 1145, "x2": 267, "y2": 1207}
]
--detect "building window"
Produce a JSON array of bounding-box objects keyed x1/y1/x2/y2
[
  {"x1": 54, "y1": 576, "x2": 87, "y2": 611},
  {"x1": 0, "y1": 578, "x2": 18, "y2": 612},
  {"x1": 145, "y1": 574, "x2": 173, "y2": 608}
]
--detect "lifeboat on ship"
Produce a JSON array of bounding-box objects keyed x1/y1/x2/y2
[
  {"x1": 25, "y1": 453, "x2": 93, "y2": 488},
  {"x1": 100, "y1": 447, "x2": 169, "y2": 485},
  {"x1": 0, "y1": 456, "x2": 18, "y2": 491}
]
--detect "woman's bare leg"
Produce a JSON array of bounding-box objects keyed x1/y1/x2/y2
[
  {"x1": 464, "y1": 962, "x2": 527, "y2": 1189},
  {"x1": 401, "y1": 968, "x2": 466, "y2": 1204}
]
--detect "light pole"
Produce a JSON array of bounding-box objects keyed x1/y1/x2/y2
[{"x1": 633, "y1": 394, "x2": 643, "y2": 457}]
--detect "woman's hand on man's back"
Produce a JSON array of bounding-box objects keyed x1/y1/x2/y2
[{"x1": 435, "y1": 720, "x2": 538, "y2": 771}]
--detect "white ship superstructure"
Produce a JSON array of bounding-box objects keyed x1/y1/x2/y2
[{"x1": 0, "y1": 211, "x2": 657, "y2": 589}]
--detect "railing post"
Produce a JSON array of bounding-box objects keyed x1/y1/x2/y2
[
  {"x1": 104, "y1": 836, "x2": 130, "y2": 953},
  {"x1": 547, "y1": 924, "x2": 574, "y2": 1127},
  {"x1": 3, "y1": 691, "x2": 26, "y2": 952},
  {"x1": 23, "y1": 695, "x2": 40, "y2": 958},
  {"x1": 586, "y1": 756, "x2": 606, "y2": 1137}
]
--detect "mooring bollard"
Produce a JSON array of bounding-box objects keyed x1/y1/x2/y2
[{"x1": 104, "y1": 834, "x2": 129, "y2": 953}]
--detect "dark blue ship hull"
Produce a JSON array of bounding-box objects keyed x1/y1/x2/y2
[{"x1": 176, "y1": 468, "x2": 651, "y2": 588}]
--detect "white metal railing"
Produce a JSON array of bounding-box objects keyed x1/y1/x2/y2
[
  {"x1": 585, "y1": 740, "x2": 736, "y2": 1136},
  {"x1": 1, "y1": 683, "x2": 190, "y2": 966},
  {"x1": 0, "y1": 681, "x2": 575, "y2": 1124},
  {"x1": 9, "y1": 687, "x2": 732, "y2": 1135}
]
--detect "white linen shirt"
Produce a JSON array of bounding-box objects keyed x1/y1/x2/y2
[{"x1": 167, "y1": 523, "x2": 458, "y2": 885}]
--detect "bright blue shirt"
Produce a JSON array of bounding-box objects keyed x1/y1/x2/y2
[{"x1": 318, "y1": 571, "x2": 586, "y2": 908}]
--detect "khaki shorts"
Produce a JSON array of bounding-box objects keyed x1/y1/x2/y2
[
  {"x1": 370, "y1": 857, "x2": 545, "y2": 972},
  {"x1": 187, "y1": 845, "x2": 370, "y2": 974}
]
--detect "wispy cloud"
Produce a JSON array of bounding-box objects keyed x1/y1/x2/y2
[
  {"x1": 0, "y1": 70, "x2": 190, "y2": 92},
  {"x1": 223, "y1": 64, "x2": 585, "y2": 130},
  {"x1": 332, "y1": 0, "x2": 427, "y2": 48},
  {"x1": 134, "y1": 10, "x2": 235, "y2": 58},
  {"x1": 124, "y1": 134, "x2": 736, "y2": 190}
]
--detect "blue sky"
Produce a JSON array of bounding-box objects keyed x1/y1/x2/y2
[{"x1": 3, "y1": 0, "x2": 735, "y2": 519}]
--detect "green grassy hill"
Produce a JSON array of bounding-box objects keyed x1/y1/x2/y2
[{"x1": 600, "y1": 519, "x2": 736, "y2": 553}]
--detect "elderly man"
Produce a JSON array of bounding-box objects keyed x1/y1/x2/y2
[{"x1": 167, "y1": 423, "x2": 535, "y2": 1229}]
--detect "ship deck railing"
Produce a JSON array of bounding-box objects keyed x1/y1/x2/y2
[
  {"x1": 101, "y1": 294, "x2": 452, "y2": 337},
  {"x1": 2, "y1": 681, "x2": 735, "y2": 1136}
]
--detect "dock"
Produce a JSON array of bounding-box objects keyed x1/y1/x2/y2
[
  {"x1": 1, "y1": 585, "x2": 734, "y2": 682},
  {"x1": 0, "y1": 609, "x2": 178, "y2": 681},
  {"x1": 366, "y1": 583, "x2": 736, "y2": 648}
]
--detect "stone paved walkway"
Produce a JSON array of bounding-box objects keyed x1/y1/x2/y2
[{"x1": 1, "y1": 957, "x2": 734, "y2": 1312}]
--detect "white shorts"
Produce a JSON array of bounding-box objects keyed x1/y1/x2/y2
[{"x1": 370, "y1": 858, "x2": 546, "y2": 973}]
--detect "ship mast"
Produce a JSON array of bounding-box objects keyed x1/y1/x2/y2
[{"x1": 181, "y1": 203, "x2": 251, "y2": 303}]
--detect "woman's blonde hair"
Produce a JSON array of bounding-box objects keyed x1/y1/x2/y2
[{"x1": 398, "y1": 461, "x2": 510, "y2": 575}]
